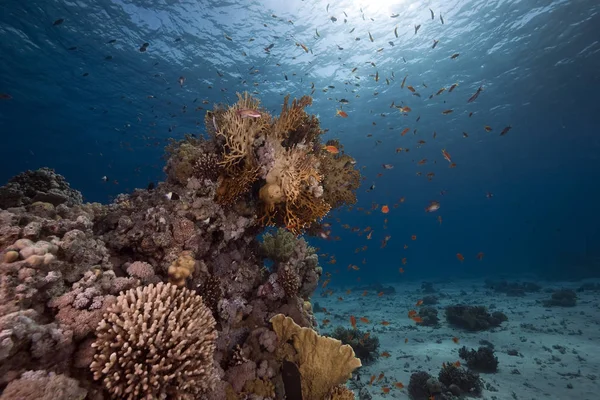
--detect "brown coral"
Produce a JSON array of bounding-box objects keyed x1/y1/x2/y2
[
  {"x1": 270, "y1": 314, "x2": 361, "y2": 399},
  {"x1": 90, "y1": 282, "x2": 217, "y2": 400},
  {"x1": 168, "y1": 250, "x2": 196, "y2": 287},
  {"x1": 319, "y1": 150, "x2": 361, "y2": 209}
]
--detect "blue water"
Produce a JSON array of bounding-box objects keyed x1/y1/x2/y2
[{"x1": 1, "y1": 0, "x2": 599, "y2": 282}]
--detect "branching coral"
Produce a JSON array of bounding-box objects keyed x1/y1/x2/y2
[
  {"x1": 90, "y1": 282, "x2": 218, "y2": 399},
  {"x1": 162, "y1": 92, "x2": 360, "y2": 235}
]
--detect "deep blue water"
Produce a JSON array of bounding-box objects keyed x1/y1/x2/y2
[{"x1": 1, "y1": 0, "x2": 599, "y2": 281}]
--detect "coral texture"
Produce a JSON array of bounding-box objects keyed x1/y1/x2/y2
[
  {"x1": 270, "y1": 314, "x2": 361, "y2": 399},
  {"x1": 0, "y1": 167, "x2": 83, "y2": 208},
  {"x1": 90, "y1": 282, "x2": 218, "y2": 399},
  {"x1": 0, "y1": 92, "x2": 360, "y2": 400}
]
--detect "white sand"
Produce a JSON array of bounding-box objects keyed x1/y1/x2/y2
[{"x1": 314, "y1": 279, "x2": 600, "y2": 400}]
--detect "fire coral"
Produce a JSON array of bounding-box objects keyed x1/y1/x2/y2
[{"x1": 167, "y1": 92, "x2": 361, "y2": 234}]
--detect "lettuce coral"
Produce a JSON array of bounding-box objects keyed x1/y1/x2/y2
[{"x1": 270, "y1": 314, "x2": 361, "y2": 399}]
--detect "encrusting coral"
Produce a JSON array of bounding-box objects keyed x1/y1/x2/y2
[{"x1": 0, "y1": 91, "x2": 360, "y2": 400}]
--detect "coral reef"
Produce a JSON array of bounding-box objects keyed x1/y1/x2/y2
[
  {"x1": 458, "y1": 346, "x2": 499, "y2": 373},
  {"x1": 165, "y1": 92, "x2": 361, "y2": 234},
  {"x1": 0, "y1": 168, "x2": 83, "y2": 209},
  {"x1": 438, "y1": 363, "x2": 483, "y2": 396},
  {"x1": 543, "y1": 289, "x2": 577, "y2": 307},
  {"x1": 445, "y1": 305, "x2": 508, "y2": 331},
  {"x1": 0, "y1": 92, "x2": 362, "y2": 400},
  {"x1": 330, "y1": 326, "x2": 380, "y2": 364}
]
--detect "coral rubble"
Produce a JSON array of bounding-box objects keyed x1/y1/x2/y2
[{"x1": 0, "y1": 92, "x2": 362, "y2": 399}]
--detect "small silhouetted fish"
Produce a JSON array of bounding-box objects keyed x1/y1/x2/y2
[
  {"x1": 107, "y1": 39, "x2": 116, "y2": 44},
  {"x1": 328, "y1": 85, "x2": 335, "y2": 89},
  {"x1": 165, "y1": 192, "x2": 180, "y2": 200},
  {"x1": 284, "y1": 74, "x2": 288, "y2": 80},
  {"x1": 429, "y1": 8, "x2": 435, "y2": 19},
  {"x1": 147, "y1": 182, "x2": 155, "y2": 191},
  {"x1": 339, "y1": 98, "x2": 349, "y2": 103},
  {"x1": 175, "y1": 37, "x2": 182, "y2": 42},
  {"x1": 414, "y1": 24, "x2": 421, "y2": 34},
  {"x1": 82, "y1": 72, "x2": 89, "y2": 76},
  {"x1": 440, "y1": 13, "x2": 444, "y2": 24},
  {"x1": 139, "y1": 46, "x2": 147, "y2": 52},
  {"x1": 330, "y1": 16, "x2": 337, "y2": 22},
  {"x1": 388, "y1": 41, "x2": 394, "y2": 46},
  {"x1": 53, "y1": 18, "x2": 64, "y2": 26},
  {"x1": 105, "y1": 55, "x2": 113, "y2": 60},
  {"x1": 68, "y1": 46, "x2": 77, "y2": 51}
]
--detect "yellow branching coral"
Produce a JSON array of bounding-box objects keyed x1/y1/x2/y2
[
  {"x1": 217, "y1": 92, "x2": 271, "y2": 174},
  {"x1": 272, "y1": 94, "x2": 313, "y2": 140},
  {"x1": 270, "y1": 314, "x2": 361, "y2": 400},
  {"x1": 192, "y1": 91, "x2": 361, "y2": 232}
]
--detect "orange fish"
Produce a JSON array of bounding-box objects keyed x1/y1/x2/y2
[
  {"x1": 411, "y1": 235, "x2": 417, "y2": 240},
  {"x1": 350, "y1": 315, "x2": 357, "y2": 329},
  {"x1": 408, "y1": 310, "x2": 417, "y2": 318},
  {"x1": 416, "y1": 299, "x2": 423, "y2": 306},
  {"x1": 381, "y1": 320, "x2": 390, "y2": 326},
  {"x1": 323, "y1": 145, "x2": 339, "y2": 154},
  {"x1": 322, "y1": 279, "x2": 331, "y2": 288},
  {"x1": 454, "y1": 361, "x2": 461, "y2": 367},
  {"x1": 441, "y1": 109, "x2": 454, "y2": 115},
  {"x1": 404, "y1": 338, "x2": 408, "y2": 343},
  {"x1": 381, "y1": 352, "x2": 391, "y2": 358},
  {"x1": 484, "y1": 125, "x2": 492, "y2": 132},
  {"x1": 449, "y1": 162, "x2": 457, "y2": 168},
  {"x1": 378, "y1": 291, "x2": 384, "y2": 297},
  {"x1": 381, "y1": 205, "x2": 390, "y2": 213},
  {"x1": 441, "y1": 149, "x2": 452, "y2": 163},
  {"x1": 322, "y1": 319, "x2": 330, "y2": 325},
  {"x1": 452, "y1": 337, "x2": 460, "y2": 344},
  {"x1": 336, "y1": 109, "x2": 348, "y2": 118},
  {"x1": 476, "y1": 252, "x2": 484, "y2": 260},
  {"x1": 407, "y1": 85, "x2": 416, "y2": 92},
  {"x1": 370, "y1": 375, "x2": 376, "y2": 385},
  {"x1": 456, "y1": 253, "x2": 465, "y2": 262},
  {"x1": 378, "y1": 372, "x2": 385, "y2": 381},
  {"x1": 400, "y1": 264, "x2": 406, "y2": 271},
  {"x1": 417, "y1": 158, "x2": 427, "y2": 165},
  {"x1": 398, "y1": 106, "x2": 412, "y2": 113},
  {"x1": 401, "y1": 127, "x2": 410, "y2": 136},
  {"x1": 362, "y1": 290, "x2": 368, "y2": 296},
  {"x1": 337, "y1": 296, "x2": 344, "y2": 301},
  {"x1": 412, "y1": 316, "x2": 423, "y2": 323},
  {"x1": 394, "y1": 382, "x2": 404, "y2": 389},
  {"x1": 360, "y1": 317, "x2": 370, "y2": 323},
  {"x1": 382, "y1": 387, "x2": 391, "y2": 394}
]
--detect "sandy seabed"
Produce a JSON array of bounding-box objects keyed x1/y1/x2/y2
[{"x1": 315, "y1": 279, "x2": 600, "y2": 400}]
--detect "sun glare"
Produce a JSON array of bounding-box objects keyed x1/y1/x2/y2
[{"x1": 353, "y1": 0, "x2": 406, "y2": 13}]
